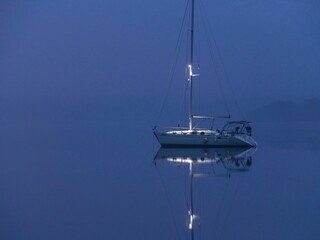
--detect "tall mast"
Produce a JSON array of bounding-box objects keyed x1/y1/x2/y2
[
  {"x1": 189, "y1": 163, "x2": 194, "y2": 240},
  {"x1": 189, "y1": 0, "x2": 195, "y2": 130}
]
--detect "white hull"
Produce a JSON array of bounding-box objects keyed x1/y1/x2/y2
[{"x1": 154, "y1": 130, "x2": 257, "y2": 147}]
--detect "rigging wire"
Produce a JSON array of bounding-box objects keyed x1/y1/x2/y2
[
  {"x1": 155, "y1": 0, "x2": 191, "y2": 126},
  {"x1": 197, "y1": 0, "x2": 230, "y2": 116},
  {"x1": 211, "y1": 172, "x2": 231, "y2": 239},
  {"x1": 155, "y1": 165, "x2": 182, "y2": 240},
  {"x1": 218, "y1": 172, "x2": 246, "y2": 240},
  {"x1": 199, "y1": 183, "x2": 203, "y2": 240},
  {"x1": 186, "y1": 0, "x2": 202, "y2": 126},
  {"x1": 183, "y1": 0, "x2": 192, "y2": 127},
  {"x1": 198, "y1": 0, "x2": 245, "y2": 119},
  {"x1": 196, "y1": 169, "x2": 203, "y2": 240},
  {"x1": 196, "y1": 4, "x2": 201, "y2": 117},
  {"x1": 156, "y1": 0, "x2": 247, "y2": 128},
  {"x1": 152, "y1": 133, "x2": 155, "y2": 155},
  {"x1": 184, "y1": 164, "x2": 189, "y2": 228}
]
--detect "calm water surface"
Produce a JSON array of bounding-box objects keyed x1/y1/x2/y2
[{"x1": 0, "y1": 104, "x2": 319, "y2": 239}]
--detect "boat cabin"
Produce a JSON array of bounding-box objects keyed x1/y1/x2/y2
[{"x1": 221, "y1": 121, "x2": 252, "y2": 136}]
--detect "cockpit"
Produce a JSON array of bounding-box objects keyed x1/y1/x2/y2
[{"x1": 221, "y1": 121, "x2": 253, "y2": 136}]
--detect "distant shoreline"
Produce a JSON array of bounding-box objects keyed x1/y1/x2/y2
[{"x1": 247, "y1": 98, "x2": 320, "y2": 123}]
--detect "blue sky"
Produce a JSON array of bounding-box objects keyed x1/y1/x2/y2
[{"x1": 1, "y1": 0, "x2": 320, "y2": 111}]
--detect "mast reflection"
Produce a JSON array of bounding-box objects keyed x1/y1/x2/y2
[{"x1": 153, "y1": 147, "x2": 257, "y2": 240}]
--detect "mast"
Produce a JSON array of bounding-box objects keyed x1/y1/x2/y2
[
  {"x1": 189, "y1": 0, "x2": 195, "y2": 130},
  {"x1": 189, "y1": 162, "x2": 195, "y2": 240}
]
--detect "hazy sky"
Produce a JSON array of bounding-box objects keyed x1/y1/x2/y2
[{"x1": 1, "y1": 0, "x2": 320, "y2": 111}]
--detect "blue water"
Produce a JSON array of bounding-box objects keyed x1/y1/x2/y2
[{"x1": 0, "y1": 103, "x2": 319, "y2": 240}]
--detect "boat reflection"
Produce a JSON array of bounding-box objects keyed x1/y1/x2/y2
[
  {"x1": 153, "y1": 147, "x2": 257, "y2": 240},
  {"x1": 154, "y1": 147, "x2": 256, "y2": 172}
]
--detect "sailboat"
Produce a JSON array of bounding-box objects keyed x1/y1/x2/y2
[{"x1": 153, "y1": 0, "x2": 257, "y2": 147}]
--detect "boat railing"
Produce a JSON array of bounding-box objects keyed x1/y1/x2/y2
[
  {"x1": 153, "y1": 126, "x2": 190, "y2": 132},
  {"x1": 221, "y1": 121, "x2": 253, "y2": 136},
  {"x1": 153, "y1": 126, "x2": 212, "y2": 132}
]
